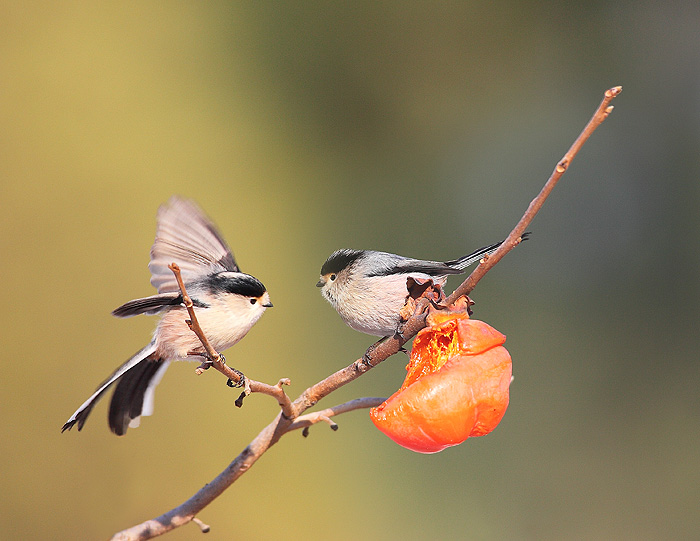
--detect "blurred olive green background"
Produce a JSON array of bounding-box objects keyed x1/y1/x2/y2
[{"x1": 2, "y1": 2, "x2": 699, "y2": 540}]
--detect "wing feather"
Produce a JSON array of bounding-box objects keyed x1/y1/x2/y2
[
  {"x1": 149, "y1": 197, "x2": 238, "y2": 293},
  {"x1": 111, "y1": 292, "x2": 182, "y2": 317}
]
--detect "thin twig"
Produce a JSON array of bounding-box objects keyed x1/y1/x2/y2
[
  {"x1": 111, "y1": 87, "x2": 621, "y2": 541},
  {"x1": 168, "y1": 263, "x2": 294, "y2": 418},
  {"x1": 191, "y1": 518, "x2": 210, "y2": 534},
  {"x1": 288, "y1": 397, "x2": 386, "y2": 433},
  {"x1": 168, "y1": 263, "x2": 221, "y2": 363}
]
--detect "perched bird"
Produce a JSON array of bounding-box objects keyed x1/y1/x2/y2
[
  {"x1": 317, "y1": 240, "x2": 515, "y2": 338},
  {"x1": 62, "y1": 197, "x2": 272, "y2": 435}
]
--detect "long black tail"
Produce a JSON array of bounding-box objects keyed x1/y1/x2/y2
[
  {"x1": 61, "y1": 343, "x2": 170, "y2": 436},
  {"x1": 444, "y1": 233, "x2": 530, "y2": 270},
  {"x1": 108, "y1": 357, "x2": 168, "y2": 436},
  {"x1": 443, "y1": 240, "x2": 503, "y2": 270}
]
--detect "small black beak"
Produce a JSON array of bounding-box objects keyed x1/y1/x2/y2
[
  {"x1": 316, "y1": 279, "x2": 325, "y2": 288},
  {"x1": 263, "y1": 302, "x2": 273, "y2": 308}
]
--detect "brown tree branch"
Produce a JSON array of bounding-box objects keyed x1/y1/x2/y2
[
  {"x1": 288, "y1": 397, "x2": 387, "y2": 433},
  {"x1": 111, "y1": 87, "x2": 621, "y2": 540},
  {"x1": 168, "y1": 263, "x2": 294, "y2": 418}
]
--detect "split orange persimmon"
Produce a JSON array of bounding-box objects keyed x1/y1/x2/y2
[{"x1": 370, "y1": 302, "x2": 512, "y2": 453}]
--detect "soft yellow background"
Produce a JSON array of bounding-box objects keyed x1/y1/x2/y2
[{"x1": 2, "y1": 3, "x2": 698, "y2": 540}]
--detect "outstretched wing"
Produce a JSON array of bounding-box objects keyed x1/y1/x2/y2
[
  {"x1": 111, "y1": 292, "x2": 183, "y2": 318},
  {"x1": 148, "y1": 197, "x2": 238, "y2": 293}
]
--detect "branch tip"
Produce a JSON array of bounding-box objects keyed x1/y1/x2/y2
[
  {"x1": 192, "y1": 517, "x2": 210, "y2": 533},
  {"x1": 235, "y1": 392, "x2": 246, "y2": 408},
  {"x1": 606, "y1": 85, "x2": 622, "y2": 97}
]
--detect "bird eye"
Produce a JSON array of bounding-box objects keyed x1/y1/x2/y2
[
  {"x1": 249, "y1": 298, "x2": 257, "y2": 305},
  {"x1": 330, "y1": 274, "x2": 337, "y2": 281}
]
